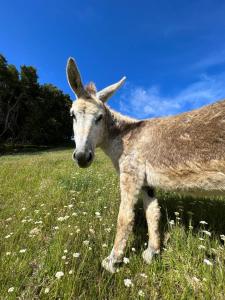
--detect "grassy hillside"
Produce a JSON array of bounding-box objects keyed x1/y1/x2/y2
[{"x1": 0, "y1": 149, "x2": 225, "y2": 299}]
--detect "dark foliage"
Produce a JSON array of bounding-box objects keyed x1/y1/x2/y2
[{"x1": 0, "y1": 54, "x2": 72, "y2": 145}]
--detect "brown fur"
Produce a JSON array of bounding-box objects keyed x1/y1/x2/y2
[{"x1": 67, "y1": 57, "x2": 225, "y2": 273}]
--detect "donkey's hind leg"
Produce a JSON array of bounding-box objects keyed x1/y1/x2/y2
[{"x1": 142, "y1": 187, "x2": 161, "y2": 264}]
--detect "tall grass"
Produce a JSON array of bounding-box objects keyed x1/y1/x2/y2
[{"x1": 0, "y1": 149, "x2": 224, "y2": 299}]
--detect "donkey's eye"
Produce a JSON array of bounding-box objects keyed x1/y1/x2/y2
[{"x1": 95, "y1": 114, "x2": 103, "y2": 124}]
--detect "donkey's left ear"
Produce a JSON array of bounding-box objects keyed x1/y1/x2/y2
[{"x1": 96, "y1": 76, "x2": 126, "y2": 103}]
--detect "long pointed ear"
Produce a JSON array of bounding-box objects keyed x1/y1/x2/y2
[
  {"x1": 66, "y1": 57, "x2": 86, "y2": 98},
  {"x1": 96, "y1": 76, "x2": 126, "y2": 102}
]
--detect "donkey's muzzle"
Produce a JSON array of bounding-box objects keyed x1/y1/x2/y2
[{"x1": 74, "y1": 151, "x2": 93, "y2": 168}]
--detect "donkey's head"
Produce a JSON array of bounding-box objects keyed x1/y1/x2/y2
[{"x1": 67, "y1": 57, "x2": 126, "y2": 168}]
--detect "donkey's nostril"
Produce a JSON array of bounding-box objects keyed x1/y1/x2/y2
[
  {"x1": 72, "y1": 151, "x2": 76, "y2": 161},
  {"x1": 87, "y1": 152, "x2": 93, "y2": 163}
]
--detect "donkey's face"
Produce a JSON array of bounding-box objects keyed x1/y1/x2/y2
[{"x1": 67, "y1": 57, "x2": 126, "y2": 168}]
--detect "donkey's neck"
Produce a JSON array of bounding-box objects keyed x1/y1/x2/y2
[{"x1": 100, "y1": 105, "x2": 141, "y2": 170}]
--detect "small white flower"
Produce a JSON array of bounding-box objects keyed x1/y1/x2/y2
[
  {"x1": 199, "y1": 238, "x2": 204, "y2": 241},
  {"x1": 169, "y1": 220, "x2": 175, "y2": 225},
  {"x1": 6, "y1": 251, "x2": 11, "y2": 256},
  {"x1": 138, "y1": 290, "x2": 145, "y2": 297},
  {"x1": 5, "y1": 234, "x2": 11, "y2": 239},
  {"x1": 44, "y1": 287, "x2": 50, "y2": 294},
  {"x1": 68, "y1": 204, "x2": 74, "y2": 209},
  {"x1": 201, "y1": 230, "x2": 211, "y2": 236},
  {"x1": 57, "y1": 217, "x2": 65, "y2": 222},
  {"x1": 82, "y1": 212, "x2": 87, "y2": 215},
  {"x1": 19, "y1": 249, "x2": 27, "y2": 253},
  {"x1": 72, "y1": 212, "x2": 77, "y2": 216},
  {"x1": 124, "y1": 278, "x2": 133, "y2": 287},
  {"x1": 189, "y1": 225, "x2": 193, "y2": 230},
  {"x1": 89, "y1": 228, "x2": 95, "y2": 234},
  {"x1": 53, "y1": 226, "x2": 59, "y2": 230},
  {"x1": 61, "y1": 256, "x2": 66, "y2": 260},
  {"x1": 73, "y1": 252, "x2": 80, "y2": 258},
  {"x1": 123, "y1": 257, "x2": 130, "y2": 264},
  {"x1": 102, "y1": 243, "x2": 107, "y2": 248},
  {"x1": 76, "y1": 228, "x2": 80, "y2": 233},
  {"x1": 174, "y1": 212, "x2": 179, "y2": 216},
  {"x1": 203, "y1": 258, "x2": 213, "y2": 266},
  {"x1": 220, "y1": 234, "x2": 225, "y2": 241},
  {"x1": 200, "y1": 221, "x2": 208, "y2": 225},
  {"x1": 29, "y1": 227, "x2": 41, "y2": 236},
  {"x1": 140, "y1": 273, "x2": 148, "y2": 278},
  {"x1": 21, "y1": 207, "x2": 26, "y2": 211},
  {"x1": 198, "y1": 245, "x2": 206, "y2": 250},
  {"x1": 8, "y1": 287, "x2": 14, "y2": 293},
  {"x1": 192, "y1": 276, "x2": 200, "y2": 282},
  {"x1": 55, "y1": 271, "x2": 64, "y2": 279},
  {"x1": 6, "y1": 217, "x2": 12, "y2": 222},
  {"x1": 95, "y1": 212, "x2": 101, "y2": 217},
  {"x1": 131, "y1": 247, "x2": 136, "y2": 252},
  {"x1": 69, "y1": 270, "x2": 73, "y2": 274},
  {"x1": 83, "y1": 240, "x2": 89, "y2": 246},
  {"x1": 64, "y1": 249, "x2": 68, "y2": 253}
]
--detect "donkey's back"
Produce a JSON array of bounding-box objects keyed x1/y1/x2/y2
[{"x1": 138, "y1": 99, "x2": 225, "y2": 196}]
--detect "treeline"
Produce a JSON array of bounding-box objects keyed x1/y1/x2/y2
[{"x1": 0, "y1": 54, "x2": 72, "y2": 146}]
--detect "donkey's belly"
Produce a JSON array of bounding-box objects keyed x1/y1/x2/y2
[{"x1": 146, "y1": 160, "x2": 225, "y2": 197}]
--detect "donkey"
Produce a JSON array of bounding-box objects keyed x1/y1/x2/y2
[{"x1": 66, "y1": 57, "x2": 225, "y2": 273}]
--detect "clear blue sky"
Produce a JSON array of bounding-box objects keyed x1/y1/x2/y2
[{"x1": 1, "y1": 0, "x2": 225, "y2": 118}]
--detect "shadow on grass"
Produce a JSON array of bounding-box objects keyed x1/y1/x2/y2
[{"x1": 132, "y1": 192, "x2": 225, "y2": 253}]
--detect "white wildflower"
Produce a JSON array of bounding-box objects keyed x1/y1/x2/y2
[
  {"x1": 124, "y1": 278, "x2": 133, "y2": 287},
  {"x1": 55, "y1": 271, "x2": 64, "y2": 279},
  {"x1": 6, "y1": 252, "x2": 11, "y2": 256},
  {"x1": 131, "y1": 247, "x2": 136, "y2": 252},
  {"x1": 44, "y1": 287, "x2": 50, "y2": 294},
  {"x1": 174, "y1": 212, "x2": 179, "y2": 216},
  {"x1": 220, "y1": 234, "x2": 225, "y2": 241},
  {"x1": 64, "y1": 249, "x2": 68, "y2": 253},
  {"x1": 73, "y1": 252, "x2": 80, "y2": 258},
  {"x1": 68, "y1": 204, "x2": 73, "y2": 209},
  {"x1": 203, "y1": 258, "x2": 213, "y2": 266},
  {"x1": 83, "y1": 240, "x2": 89, "y2": 246},
  {"x1": 140, "y1": 273, "x2": 148, "y2": 278},
  {"x1": 198, "y1": 245, "x2": 206, "y2": 250},
  {"x1": 138, "y1": 290, "x2": 145, "y2": 297},
  {"x1": 19, "y1": 249, "x2": 27, "y2": 253},
  {"x1": 200, "y1": 221, "x2": 208, "y2": 225},
  {"x1": 61, "y1": 256, "x2": 66, "y2": 260},
  {"x1": 89, "y1": 228, "x2": 95, "y2": 234},
  {"x1": 72, "y1": 212, "x2": 77, "y2": 216},
  {"x1": 57, "y1": 217, "x2": 65, "y2": 222},
  {"x1": 123, "y1": 257, "x2": 130, "y2": 264},
  {"x1": 169, "y1": 220, "x2": 175, "y2": 225},
  {"x1": 201, "y1": 230, "x2": 211, "y2": 236},
  {"x1": 95, "y1": 212, "x2": 101, "y2": 217},
  {"x1": 8, "y1": 287, "x2": 14, "y2": 293},
  {"x1": 102, "y1": 243, "x2": 107, "y2": 248},
  {"x1": 69, "y1": 270, "x2": 73, "y2": 274}
]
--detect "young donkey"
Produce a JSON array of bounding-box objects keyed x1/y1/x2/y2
[{"x1": 67, "y1": 57, "x2": 225, "y2": 273}]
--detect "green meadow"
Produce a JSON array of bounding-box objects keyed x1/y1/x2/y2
[{"x1": 0, "y1": 148, "x2": 225, "y2": 299}]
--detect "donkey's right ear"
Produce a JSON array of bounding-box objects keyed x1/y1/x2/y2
[{"x1": 66, "y1": 57, "x2": 85, "y2": 98}]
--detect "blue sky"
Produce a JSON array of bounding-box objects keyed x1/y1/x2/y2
[{"x1": 1, "y1": 0, "x2": 225, "y2": 118}]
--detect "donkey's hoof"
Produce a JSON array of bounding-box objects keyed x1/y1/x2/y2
[
  {"x1": 102, "y1": 256, "x2": 116, "y2": 274},
  {"x1": 142, "y1": 248, "x2": 159, "y2": 264}
]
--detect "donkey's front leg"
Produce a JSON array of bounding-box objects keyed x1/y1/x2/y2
[{"x1": 102, "y1": 172, "x2": 141, "y2": 273}]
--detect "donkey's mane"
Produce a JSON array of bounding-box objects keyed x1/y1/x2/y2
[
  {"x1": 85, "y1": 82, "x2": 97, "y2": 95},
  {"x1": 104, "y1": 105, "x2": 143, "y2": 137}
]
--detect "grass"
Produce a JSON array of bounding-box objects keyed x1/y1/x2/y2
[{"x1": 0, "y1": 148, "x2": 225, "y2": 299}]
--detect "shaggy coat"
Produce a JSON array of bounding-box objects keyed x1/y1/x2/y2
[{"x1": 66, "y1": 57, "x2": 225, "y2": 273}]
